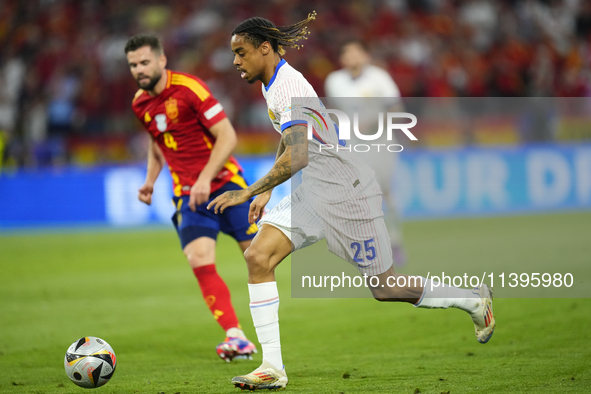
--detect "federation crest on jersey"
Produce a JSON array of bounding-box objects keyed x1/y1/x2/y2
[
  {"x1": 268, "y1": 109, "x2": 280, "y2": 127},
  {"x1": 165, "y1": 97, "x2": 179, "y2": 122},
  {"x1": 155, "y1": 114, "x2": 167, "y2": 132}
]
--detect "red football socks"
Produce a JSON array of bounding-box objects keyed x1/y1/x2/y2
[{"x1": 192, "y1": 264, "x2": 240, "y2": 332}]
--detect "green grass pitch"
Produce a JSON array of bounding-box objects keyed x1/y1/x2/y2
[{"x1": 0, "y1": 212, "x2": 590, "y2": 393}]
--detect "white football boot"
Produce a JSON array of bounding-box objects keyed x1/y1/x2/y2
[
  {"x1": 232, "y1": 360, "x2": 288, "y2": 391},
  {"x1": 469, "y1": 284, "x2": 496, "y2": 343}
]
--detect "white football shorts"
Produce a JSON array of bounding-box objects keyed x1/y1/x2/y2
[{"x1": 259, "y1": 182, "x2": 393, "y2": 276}]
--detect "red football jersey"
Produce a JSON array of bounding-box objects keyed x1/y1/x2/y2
[{"x1": 132, "y1": 70, "x2": 244, "y2": 196}]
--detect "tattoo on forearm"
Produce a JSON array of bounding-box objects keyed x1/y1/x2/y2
[
  {"x1": 247, "y1": 125, "x2": 308, "y2": 196},
  {"x1": 275, "y1": 137, "x2": 286, "y2": 162},
  {"x1": 248, "y1": 147, "x2": 293, "y2": 196}
]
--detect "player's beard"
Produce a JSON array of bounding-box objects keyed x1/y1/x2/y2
[
  {"x1": 241, "y1": 69, "x2": 262, "y2": 85},
  {"x1": 246, "y1": 72, "x2": 262, "y2": 85},
  {"x1": 136, "y1": 71, "x2": 162, "y2": 91}
]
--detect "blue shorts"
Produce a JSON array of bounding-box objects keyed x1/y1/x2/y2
[{"x1": 171, "y1": 179, "x2": 257, "y2": 249}]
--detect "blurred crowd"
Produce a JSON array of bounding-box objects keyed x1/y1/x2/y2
[{"x1": 1, "y1": 0, "x2": 591, "y2": 168}]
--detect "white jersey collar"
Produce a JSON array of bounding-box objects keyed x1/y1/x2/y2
[{"x1": 264, "y1": 59, "x2": 287, "y2": 92}]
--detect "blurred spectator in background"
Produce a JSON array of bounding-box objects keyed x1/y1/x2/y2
[
  {"x1": 460, "y1": 0, "x2": 498, "y2": 52},
  {"x1": 0, "y1": 0, "x2": 590, "y2": 169},
  {"x1": 0, "y1": 51, "x2": 25, "y2": 135},
  {"x1": 0, "y1": 45, "x2": 25, "y2": 169},
  {"x1": 325, "y1": 39, "x2": 406, "y2": 266}
]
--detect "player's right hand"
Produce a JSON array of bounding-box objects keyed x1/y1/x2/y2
[
  {"x1": 138, "y1": 183, "x2": 154, "y2": 205},
  {"x1": 249, "y1": 191, "x2": 272, "y2": 224},
  {"x1": 189, "y1": 176, "x2": 211, "y2": 212}
]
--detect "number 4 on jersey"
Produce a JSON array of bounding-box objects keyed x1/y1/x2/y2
[{"x1": 164, "y1": 132, "x2": 178, "y2": 151}]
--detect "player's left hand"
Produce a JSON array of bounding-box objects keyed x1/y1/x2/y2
[
  {"x1": 189, "y1": 177, "x2": 211, "y2": 211},
  {"x1": 249, "y1": 190, "x2": 272, "y2": 224},
  {"x1": 207, "y1": 189, "x2": 250, "y2": 214}
]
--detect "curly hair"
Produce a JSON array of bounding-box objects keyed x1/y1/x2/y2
[{"x1": 231, "y1": 11, "x2": 317, "y2": 56}]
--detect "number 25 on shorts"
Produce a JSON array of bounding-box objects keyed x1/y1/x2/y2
[{"x1": 351, "y1": 239, "x2": 376, "y2": 267}]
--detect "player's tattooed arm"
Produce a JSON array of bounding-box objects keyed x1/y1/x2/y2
[
  {"x1": 207, "y1": 125, "x2": 308, "y2": 214},
  {"x1": 252, "y1": 128, "x2": 288, "y2": 197},
  {"x1": 246, "y1": 124, "x2": 308, "y2": 196},
  {"x1": 259, "y1": 130, "x2": 288, "y2": 198},
  {"x1": 275, "y1": 132, "x2": 287, "y2": 163}
]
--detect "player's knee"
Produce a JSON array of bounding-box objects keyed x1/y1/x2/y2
[
  {"x1": 243, "y1": 245, "x2": 272, "y2": 274},
  {"x1": 184, "y1": 249, "x2": 214, "y2": 269},
  {"x1": 243, "y1": 246, "x2": 264, "y2": 267}
]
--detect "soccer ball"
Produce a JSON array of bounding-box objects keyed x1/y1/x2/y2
[{"x1": 64, "y1": 336, "x2": 117, "y2": 388}]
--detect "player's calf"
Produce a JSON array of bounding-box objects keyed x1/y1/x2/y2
[{"x1": 368, "y1": 270, "x2": 423, "y2": 303}]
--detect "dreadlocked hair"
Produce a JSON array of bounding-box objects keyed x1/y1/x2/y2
[{"x1": 232, "y1": 11, "x2": 317, "y2": 56}]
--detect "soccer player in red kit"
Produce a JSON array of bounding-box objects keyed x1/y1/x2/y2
[{"x1": 125, "y1": 34, "x2": 256, "y2": 362}]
